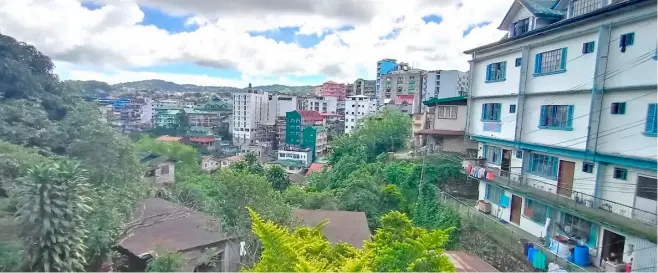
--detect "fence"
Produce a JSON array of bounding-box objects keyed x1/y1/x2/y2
[
  {"x1": 465, "y1": 161, "x2": 657, "y2": 239},
  {"x1": 437, "y1": 189, "x2": 589, "y2": 272}
]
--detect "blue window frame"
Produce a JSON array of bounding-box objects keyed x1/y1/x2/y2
[
  {"x1": 582, "y1": 41, "x2": 595, "y2": 54},
  {"x1": 620, "y1": 32, "x2": 635, "y2": 47},
  {"x1": 611, "y1": 102, "x2": 626, "y2": 115},
  {"x1": 528, "y1": 153, "x2": 559, "y2": 179},
  {"x1": 485, "y1": 62, "x2": 506, "y2": 82},
  {"x1": 515, "y1": 150, "x2": 523, "y2": 159},
  {"x1": 510, "y1": 104, "x2": 517, "y2": 113},
  {"x1": 613, "y1": 167, "x2": 628, "y2": 180},
  {"x1": 645, "y1": 103, "x2": 657, "y2": 137},
  {"x1": 515, "y1": 57, "x2": 522, "y2": 67},
  {"x1": 534, "y1": 48, "x2": 567, "y2": 76},
  {"x1": 483, "y1": 145, "x2": 502, "y2": 165},
  {"x1": 481, "y1": 103, "x2": 502, "y2": 121},
  {"x1": 582, "y1": 162, "x2": 594, "y2": 173},
  {"x1": 539, "y1": 105, "x2": 574, "y2": 130},
  {"x1": 485, "y1": 184, "x2": 504, "y2": 204}
]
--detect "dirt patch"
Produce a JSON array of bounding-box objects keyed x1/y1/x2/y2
[{"x1": 458, "y1": 224, "x2": 533, "y2": 272}]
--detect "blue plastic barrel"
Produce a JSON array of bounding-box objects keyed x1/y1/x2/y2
[{"x1": 573, "y1": 245, "x2": 590, "y2": 266}]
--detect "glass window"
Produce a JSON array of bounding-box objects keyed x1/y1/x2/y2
[
  {"x1": 611, "y1": 102, "x2": 626, "y2": 115},
  {"x1": 529, "y1": 153, "x2": 558, "y2": 179},
  {"x1": 613, "y1": 167, "x2": 628, "y2": 180},
  {"x1": 562, "y1": 213, "x2": 592, "y2": 244},
  {"x1": 437, "y1": 106, "x2": 458, "y2": 119},
  {"x1": 510, "y1": 104, "x2": 517, "y2": 113},
  {"x1": 539, "y1": 105, "x2": 574, "y2": 130},
  {"x1": 582, "y1": 41, "x2": 595, "y2": 54},
  {"x1": 636, "y1": 176, "x2": 657, "y2": 201},
  {"x1": 485, "y1": 62, "x2": 506, "y2": 82},
  {"x1": 483, "y1": 145, "x2": 502, "y2": 165},
  {"x1": 535, "y1": 48, "x2": 567, "y2": 74},
  {"x1": 524, "y1": 199, "x2": 548, "y2": 224},
  {"x1": 645, "y1": 104, "x2": 657, "y2": 136},
  {"x1": 481, "y1": 103, "x2": 501, "y2": 121},
  {"x1": 486, "y1": 184, "x2": 504, "y2": 204},
  {"x1": 582, "y1": 162, "x2": 594, "y2": 173}
]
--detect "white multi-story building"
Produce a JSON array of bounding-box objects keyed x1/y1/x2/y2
[
  {"x1": 464, "y1": 0, "x2": 656, "y2": 271},
  {"x1": 232, "y1": 86, "x2": 272, "y2": 145},
  {"x1": 301, "y1": 96, "x2": 338, "y2": 114},
  {"x1": 422, "y1": 70, "x2": 470, "y2": 101},
  {"x1": 140, "y1": 98, "x2": 155, "y2": 126},
  {"x1": 275, "y1": 95, "x2": 298, "y2": 117},
  {"x1": 345, "y1": 95, "x2": 377, "y2": 134}
]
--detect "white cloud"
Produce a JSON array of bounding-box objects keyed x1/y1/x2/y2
[{"x1": 0, "y1": 0, "x2": 513, "y2": 87}]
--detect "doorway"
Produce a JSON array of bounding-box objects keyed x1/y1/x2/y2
[
  {"x1": 501, "y1": 149, "x2": 512, "y2": 177},
  {"x1": 558, "y1": 160, "x2": 575, "y2": 197},
  {"x1": 510, "y1": 195, "x2": 523, "y2": 225},
  {"x1": 600, "y1": 229, "x2": 625, "y2": 266}
]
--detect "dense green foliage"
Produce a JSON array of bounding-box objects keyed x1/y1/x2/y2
[
  {"x1": 145, "y1": 251, "x2": 186, "y2": 272},
  {"x1": 14, "y1": 162, "x2": 92, "y2": 271},
  {"x1": 248, "y1": 208, "x2": 455, "y2": 272},
  {"x1": 1, "y1": 33, "x2": 149, "y2": 271}
]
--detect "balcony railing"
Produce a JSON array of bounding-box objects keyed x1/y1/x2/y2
[{"x1": 464, "y1": 160, "x2": 657, "y2": 241}]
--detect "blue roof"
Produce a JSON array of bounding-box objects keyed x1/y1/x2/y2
[{"x1": 519, "y1": 0, "x2": 564, "y2": 18}]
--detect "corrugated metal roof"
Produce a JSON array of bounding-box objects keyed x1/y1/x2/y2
[
  {"x1": 444, "y1": 251, "x2": 499, "y2": 272},
  {"x1": 292, "y1": 209, "x2": 371, "y2": 248},
  {"x1": 423, "y1": 96, "x2": 467, "y2": 106}
]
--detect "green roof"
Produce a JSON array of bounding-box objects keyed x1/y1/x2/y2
[
  {"x1": 187, "y1": 126, "x2": 211, "y2": 136},
  {"x1": 271, "y1": 159, "x2": 305, "y2": 168},
  {"x1": 423, "y1": 96, "x2": 467, "y2": 106},
  {"x1": 139, "y1": 152, "x2": 174, "y2": 166},
  {"x1": 519, "y1": 0, "x2": 564, "y2": 18},
  {"x1": 312, "y1": 126, "x2": 326, "y2": 132}
]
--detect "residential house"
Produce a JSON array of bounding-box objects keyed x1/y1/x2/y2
[
  {"x1": 416, "y1": 96, "x2": 477, "y2": 155},
  {"x1": 117, "y1": 198, "x2": 241, "y2": 272},
  {"x1": 464, "y1": 0, "x2": 657, "y2": 270},
  {"x1": 187, "y1": 109, "x2": 220, "y2": 128},
  {"x1": 383, "y1": 94, "x2": 415, "y2": 114},
  {"x1": 274, "y1": 147, "x2": 313, "y2": 170},
  {"x1": 201, "y1": 156, "x2": 220, "y2": 172},
  {"x1": 139, "y1": 152, "x2": 176, "y2": 186},
  {"x1": 292, "y1": 209, "x2": 371, "y2": 248},
  {"x1": 219, "y1": 155, "x2": 244, "y2": 169},
  {"x1": 301, "y1": 96, "x2": 338, "y2": 114}
]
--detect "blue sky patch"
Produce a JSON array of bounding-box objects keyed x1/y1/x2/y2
[
  {"x1": 131, "y1": 63, "x2": 242, "y2": 79},
  {"x1": 249, "y1": 25, "x2": 354, "y2": 48},
  {"x1": 81, "y1": 0, "x2": 102, "y2": 10},
  {"x1": 422, "y1": 14, "x2": 443, "y2": 24},
  {"x1": 139, "y1": 6, "x2": 197, "y2": 33},
  {"x1": 463, "y1": 21, "x2": 491, "y2": 36}
]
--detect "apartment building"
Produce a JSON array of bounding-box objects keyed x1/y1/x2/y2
[
  {"x1": 422, "y1": 70, "x2": 470, "y2": 101},
  {"x1": 187, "y1": 110, "x2": 220, "y2": 128},
  {"x1": 232, "y1": 85, "x2": 273, "y2": 145},
  {"x1": 320, "y1": 81, "x2": 347, "y2": 99},
  {"x1": 275, "y1": 95, "x2": 298, "y2": 117},
  {"x1": 302, "y1": 126, "x2": 328, "y2": 160},
  {"x1": 345, "y1": 95, "x2": 377, "y2": 134},
  {"x1": 375, "y1": 58, "x2": 398, "y2": 106},
  {"x1": 301, "y1": 96, "x2": 338, "y2": 114},
  {"x1": 464, "y1": 0, "x2": 657, "y2": 271},
  {"x1": 285, "y1": 110, "x2": 325, "y2": 148},
  {"x1": 351, "y1": 78, "x2": 376, "y2": 97},
  {"x1": 381, "y1": 63, "x2": 424, "y2": 114}
]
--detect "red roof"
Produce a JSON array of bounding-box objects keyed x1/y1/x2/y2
[
  {"x1": 297, "y1": 110, "x2": 325, "y2": 122},
  {"x1": 306, "y1": 162, "x2": 331, "y2": 176},
  {"x1": 188, "y1": 137, "x2": 215, "y2": 143},
  {"x1": 394, "y1": 95, "x2": 415, "y2": 105}
]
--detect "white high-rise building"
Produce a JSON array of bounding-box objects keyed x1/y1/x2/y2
[
  {"x1": 422, "y1": 70, "x2": 469, "y2": 100},
  {"x1": 232, "y1": 87, "x2": 272, "y2": 145},
  {"x1": 464, "y1": 0, "x2": 657, "y2": 270},
  {"x1": 275, "y1": 95, "x2": 298, "y2": 117},
  {"x1": 344, "y1": 95, "x2": 377, "y2": 134}
]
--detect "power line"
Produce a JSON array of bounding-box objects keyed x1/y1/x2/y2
[{"x1": 498, "y1": 49, "x2": 657, "y2": 125}]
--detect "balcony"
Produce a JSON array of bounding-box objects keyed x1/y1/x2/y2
[{"x1": 464, "y1": 160, "x2": 657, "y2": 242}]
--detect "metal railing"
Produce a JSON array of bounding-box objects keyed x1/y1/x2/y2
[
  {"x1": 437, "y1": 189, "x2": 588, "y2": 272},
  {"x1": 465, "y1": 160, "x2": 657, "y2": 237}
]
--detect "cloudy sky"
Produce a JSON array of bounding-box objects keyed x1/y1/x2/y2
[{"x1": 0, "y1": 0, "x2": 512, "y2": 87}]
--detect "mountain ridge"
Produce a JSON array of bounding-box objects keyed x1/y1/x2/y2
[{"x1": 65, "y1": 79, "x2": 316, "y2": 96}]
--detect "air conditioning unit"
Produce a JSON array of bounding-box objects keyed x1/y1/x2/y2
[{"x1": 477, "y1": 200, "x2": 491, "y2": 214}]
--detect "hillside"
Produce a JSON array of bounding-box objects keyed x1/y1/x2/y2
[{"x1": 65, "y1": 79, "x2": 315, "y2": 96}]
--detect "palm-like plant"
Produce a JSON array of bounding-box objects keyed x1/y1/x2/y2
[{"x1": 14, "y1": 161, "x2": 92, "y2": 272}]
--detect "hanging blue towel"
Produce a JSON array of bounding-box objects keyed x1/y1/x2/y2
[{"x1": 527, "y1": 247, "x2": 537, "y2": 261}]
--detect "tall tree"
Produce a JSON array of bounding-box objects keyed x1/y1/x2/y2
[
  {"x1": 265, "y1": 165, "x2": 291, "y2": 191},
  {"x1": 14, "y1": 162, "x2": 93, "y2": 272}
]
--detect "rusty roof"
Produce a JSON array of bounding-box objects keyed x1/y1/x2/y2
[
  {"x1": 297, "y1": 110, "x2": 325, "y2": 122},
  {"x1": 118, "y1": 198, "x2": 232, "y2": 256},
  {"x1": 306, "y1": 162, "x2": 330, "y2": 177},
  {"x1": 444, "y1": 251, "x2": 499, "y2": 272},
  {"x1": 292, "y1": 209, "x2": 371, "y2": 248}
]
